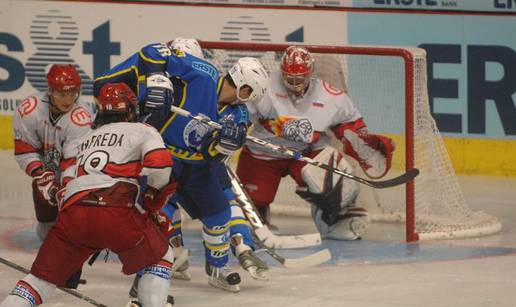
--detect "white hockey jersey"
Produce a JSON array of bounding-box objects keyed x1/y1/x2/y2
[
  {"x1": 246, "y1": 71, "x2": 363, "y2": 159},
  {"x1": 62, "y1": 122, "x2": 173, "y2": 208},
  {"x1": 13, "y1": 92, "x2": 95, "y2": 181}
]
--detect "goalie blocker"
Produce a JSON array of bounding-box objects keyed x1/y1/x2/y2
[{"x1": 296, "y1": 147, "x2": 370, "y2": 240}]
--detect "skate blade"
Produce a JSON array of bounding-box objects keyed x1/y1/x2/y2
[
  {"x1": 208, "y1": 280, "x2": 241, "y2": 293},
  {"x1": 172, "y1": 270, "x2": 192, "y2": 281},
  {"x1": 247, "y1": 267, "x2": 269, "y2": 282}
]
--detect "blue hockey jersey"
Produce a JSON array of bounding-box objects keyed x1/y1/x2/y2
[{"x1": 94, "y1": 42, "x2": 224, "y2": 162}]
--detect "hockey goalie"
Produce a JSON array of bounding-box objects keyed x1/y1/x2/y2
[{"x1": 236, "y1": 46, "x2": 395, "y2": 240}]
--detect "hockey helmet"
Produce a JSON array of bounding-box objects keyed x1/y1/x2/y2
[
  {"x1": 228, "y1": 57, "x2": 269, "y2": 103},
  {"x1": 170, "y1": 37, "x2": 204, "y2": 59},
  {"x1": 96, "y1": 83, "x2": 139, "y2": 119},
  {"x1": 47, "y1": 64, "x2": 81, "y2": 93},
  {"x1": 280, "y1": 46, "x2": 314, "y2": 94}
]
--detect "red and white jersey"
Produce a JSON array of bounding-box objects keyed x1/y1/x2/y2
[
  {"x1": 62, "y1": 122, "x2": 173, "y2": 208},
  {"x1": 12, "y1": 92, "x2": 95, "y2": 180},
  {"x1": 246, "y1": 71, "x2": 363, "y2": 159}
]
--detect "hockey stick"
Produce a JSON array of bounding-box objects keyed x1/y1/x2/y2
[
  {"x1": 0, "y1": 256, "x2": 107, "y2": 307},
  {"x1": 226, "y1": 163, "x2": 322, "y2": 249},
  {"x1": 253, "y1": 238, "x2": 331, "y2": 269},
  {"x1": 226, "y1": 164, "x2": 331, "y2": 268},
  {"x1": 170, "y1": 105, "x2": 419, "y2": 189}
]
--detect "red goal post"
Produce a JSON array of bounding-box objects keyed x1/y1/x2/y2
[{"x1": 199, "y1": 41, "x2": 502, "y2": 242}]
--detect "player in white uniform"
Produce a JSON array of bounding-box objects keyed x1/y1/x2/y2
[
  {"x1": 237, "y1": 46, "x2": 396, "y2": 240},
  {"x1": 0, "y1": 83, "x2": 176, "y2": 307},
  {"x1": 13, "y1": 64, "x2": 95, "y2": 241}
]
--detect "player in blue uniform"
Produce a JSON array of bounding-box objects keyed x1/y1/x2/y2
[
  {"x1": 94, "y1": 42, "x2": 268, "y2": 295},
  {"x1": 160, "y1": 39, "x2": 269, "y2": 283}
]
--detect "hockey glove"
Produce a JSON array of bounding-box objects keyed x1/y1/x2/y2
[
  {"x1": 33, "y1": 170, "x2": 59, "y2": 206},
  {"x1": 150, "y1": 211, "x2": 176, "y2": 238},
  {"x1": 215, "y1": 120, "x2": 247, "y2": 156},
  {"x1": 143, "y1": 181, "x2": 177, "y2": 214},
  {"x1": 342, "y1": 130, "x2": 395, "y2": 179},
  {"x1": 142, "y1": 73, "x2": 174, "y2": 129}
]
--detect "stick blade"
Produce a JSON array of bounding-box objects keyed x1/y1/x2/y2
[
  {"x1": 369, "y1": 168, "x2": 420, "y2": 189},
  {"x1": 282, "y1": 249, "x2": 332, "y2": 269},
  {"x1": 273, "y1": 232, "x2": 322, "y2": 249},
  {"x1": 255, "y1": 227, "x2": 322, "y2": 249}
]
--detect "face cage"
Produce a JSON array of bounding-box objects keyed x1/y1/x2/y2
[{"x1": 282, "y1": 73, "x2": 310, "y2": 94}]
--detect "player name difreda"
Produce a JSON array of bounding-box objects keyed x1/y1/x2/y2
[{"x1": 80, "y1": 132, "x2": 125, "y2": 151}]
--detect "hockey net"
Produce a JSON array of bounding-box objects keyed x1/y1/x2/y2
[{"x1": 200, "y1": 41, "x2": 501, "y2": 241}]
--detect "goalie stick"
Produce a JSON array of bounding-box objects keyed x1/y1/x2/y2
[
  {"x1": 0, "y1": 256, "x2": 107, "y2": 307},
  {"x1": 170, "y1": 105, "x2": 419, "y2": 189},
  {"x1": 225, "y1": 162, "x2": 331, "y2": 267},
  {"x1": 226, "y1": 161, "x2": 322, "y2": 249}
]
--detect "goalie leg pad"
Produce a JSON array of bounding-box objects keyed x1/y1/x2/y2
[
  {"x1": 313, "y1": 206, "x2": 370, "y2": 240},
  {"x1": 299, "y1": 147, "x2": 369, "y2": 240},
  {"x1": 138, "y1": 246, "x2": 173, "y2": 307}
]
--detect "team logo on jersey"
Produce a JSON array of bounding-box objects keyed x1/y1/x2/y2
[
  {"x1": 71, "y1": 106, "x2": 92, "y2": 127},
  {"x1": 322, "y1": 81, "x2": 343, "y2": 96},
  {"x1": 192, "y1": 61, "x2": 218, "y2": 82},
  {"x1": 17, "y1": 96, "x2": 38, "y2": 117},
  {"x1": 282, "y1": 118, "x2": 314, "y2": 143},
  {"x1": 259, "y1": 115, "x2": 313, "y2": 144},
  {"x1": 183, "y1": 116, "x2": 211, "y2": 149}
]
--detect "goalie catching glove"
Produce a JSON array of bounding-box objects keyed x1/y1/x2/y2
[{"x1": 342, "y1": 129, "x2": 395, "y2": 179}]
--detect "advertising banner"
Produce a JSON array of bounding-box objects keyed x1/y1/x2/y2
[{"x1": 0, "y1": 0, "x2": 347, "y2": 115}]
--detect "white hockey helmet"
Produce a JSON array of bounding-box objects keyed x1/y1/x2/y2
[
  {"x1": 228, "y1": 57, "x2": 269, "y2": 103},
  {"x1": 170, "y1": 37, "x2": 204, "y2": 59}
]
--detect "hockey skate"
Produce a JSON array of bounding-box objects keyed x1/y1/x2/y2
[
  {"x1": 169, "y1": 235, "x2": 191, "y2": 281},
  {"x1": 231, "y1": 233, "x2": 269, "y2": 281},
  {"x1": 127, "y1": 275, "x2": 174, "y2": 307},
  {"x1": 205, "y1": 262, "x2": 241, "y2": 293},
  {"x1": 171, "y1": 247, "x2": 191, "y2": 281}
]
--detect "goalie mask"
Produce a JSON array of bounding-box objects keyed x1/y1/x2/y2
[
  {"x1": 228, "y1": 57, "x2": 269, "y2": 103},
  {"x1": 95, "y1": 83, "x2": 139, "y2": 124},
  {"x1": 280, "y1": 46, "x2": 314, "y2": 95},
  {"x1": 170, "y1": 37, "x2": 204, "y2": 59}
]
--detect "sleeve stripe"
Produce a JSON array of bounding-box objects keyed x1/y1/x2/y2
[
  {"x1": 59, "y1": 157, "x2": 76, "y2": 171},
  {"x1": 143, "y1": 148, "x2": 173, "y2": 169},
  {"x1": 14, "y1": 140, "x2": 39, "y2": 155}
]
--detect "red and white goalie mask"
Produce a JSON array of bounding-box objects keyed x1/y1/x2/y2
[{"x1": 280, "y1": 46, "x2": 314, "y2": 95}]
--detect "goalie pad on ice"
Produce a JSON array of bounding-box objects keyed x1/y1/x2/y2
[{"x1": 298, "y1": 147, "x2": 369, "y2": 240}]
